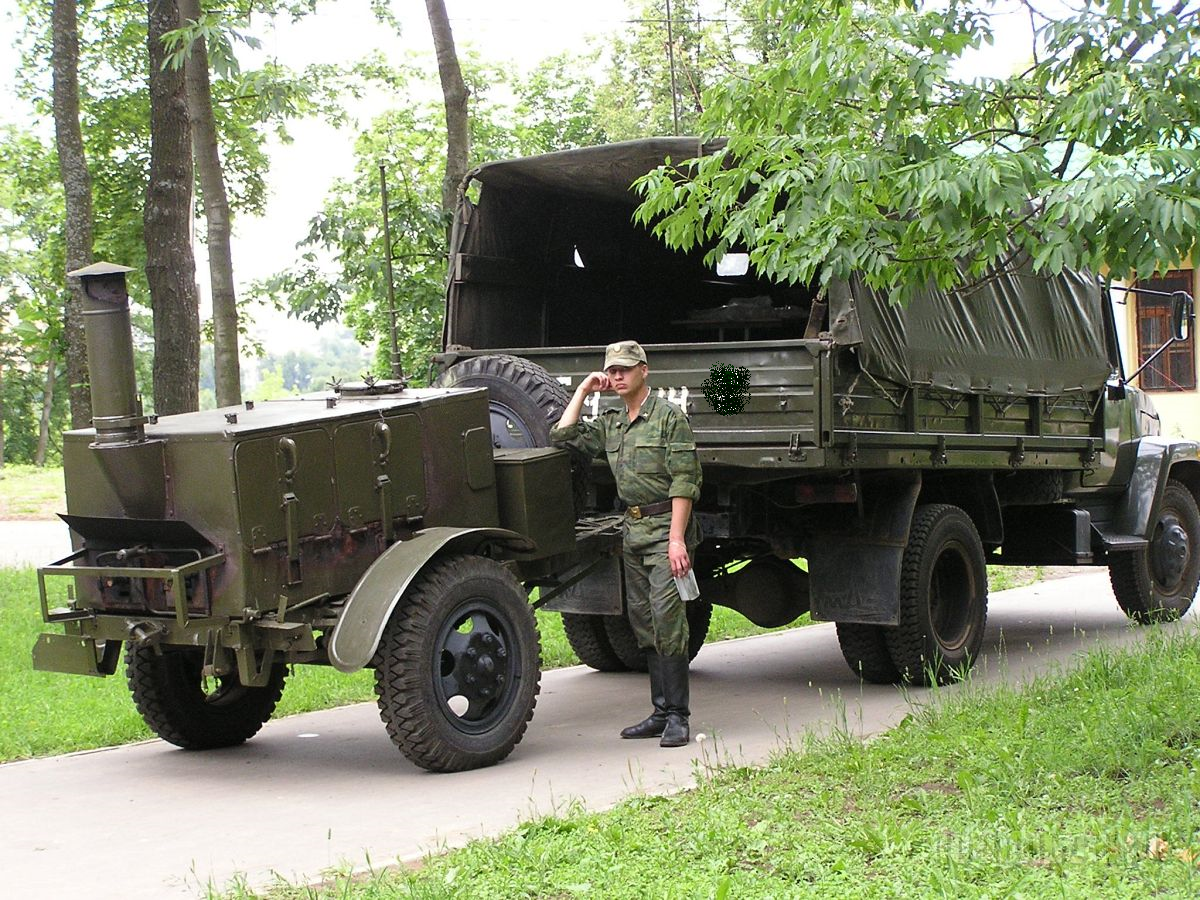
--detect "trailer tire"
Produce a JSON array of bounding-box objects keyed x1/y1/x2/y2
[
  {"x1": 885, "y1": 504, "x2": 988, "y2": 685},
  {"x1": 126, "y1": 645, "x2": 286, "y2": 750},
  {"x1": 836, "y1": 622, "x2": 900, "y2": 684},
  {"x1": 435, "y1": 354, "x2": 589, "y2": 513},
  {"x1": 1109, "y1": 480, "x2": 1200, "y2": 624},
  {"x1": 562, "y1": 612, "x2": 627, "y2": 671},
  {"x1": 373, "y1": 554, "x2": 540, "y2": 772},
  {"x1": 602, "y1": 600, "x2": 712, "y2": 670}
]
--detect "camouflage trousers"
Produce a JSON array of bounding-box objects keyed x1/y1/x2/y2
[{"x1": 623, "y1": 546, "x2": 689, "y2": 657}]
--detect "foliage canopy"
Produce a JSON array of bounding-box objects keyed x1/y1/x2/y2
[{"x1": 635, "y1": 0, "x2": 1200, "y2": 301}]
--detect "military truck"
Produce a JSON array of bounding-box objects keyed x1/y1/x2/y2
[
  {"x1": 434, "y1": 137, "x2": 1200, "y2": 686},
  {"x1": 32, "y1": 263, "x2": 593, "y2": 772}
]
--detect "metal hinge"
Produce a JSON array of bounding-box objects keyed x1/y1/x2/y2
[
  {"x1": 788, "y1": 433, "x2": 808, "y2": 461},
  {"x1": 1010, "y1": 437, "x2": 1026, "y2": 468}
]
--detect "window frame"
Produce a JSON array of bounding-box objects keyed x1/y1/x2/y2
[{"x1": 1134, "y1": 269, "x2": 1196, "y2": 392}]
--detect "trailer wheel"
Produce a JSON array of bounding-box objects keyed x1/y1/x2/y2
[
  {"x1": 885, "y1": 504, "x2": 988, "y2": 685},
  {"x1": 373, "y1": 554, "x2": 540, "y2": 772},
  {"x1": 836, "y1": 622, "x2": 900, "y2": 684},
  {"x1": 561, "y1": 613, "x2": 628, "y2": 671},
  {"x1": 126, "y1": 645, "x2": 286, "y2": 749},
  {"x1": 436, "y1": 354, "x2": 589, "y2": 513},
  {"x1": 601, "y1": 600, "x2": 712, "y2": 670},
  {"x1": 1109, "y1": 480, "x2": 1200, "y2": 624}
]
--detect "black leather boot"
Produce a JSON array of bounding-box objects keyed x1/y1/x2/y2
[
  {"x1": 658, "y1": 654, "x2": 691, "y2": 747},
  {"x1": 620, "y1": 651, "x2": 668, "y2": 738}
]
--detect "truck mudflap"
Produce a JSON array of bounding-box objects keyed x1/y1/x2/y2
[
  {"x1": 1094, "y1": 438, "x2": 1200, "y2": 551},
  {"x1": 808, "y1": 473, "x2": 922, "y2": 625},
  {"x1": 327, "y1": 526, "x2": 533, "y2": 672}
]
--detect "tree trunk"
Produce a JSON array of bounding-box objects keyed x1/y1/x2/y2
[
  {"x1": 51, "y1": 0, "x2": 94, "y2": 430},
  {"x1": 35, "y1": 359, "x2": 56, "y2": 467},
  {"x1": 425, "y1": 0, "x2": 470, "y2": 217},
  {"x1": 145, "y1": 0, "x2": 201, "y2": 416},
  {"x1": 179, "y1": 0, "x2": 241, "y2": 408}
]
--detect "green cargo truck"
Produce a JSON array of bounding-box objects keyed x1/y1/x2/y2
[{"x1": 435, "y1": 137, "x2": 1200, "y2": 686}]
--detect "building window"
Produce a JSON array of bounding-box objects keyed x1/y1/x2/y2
[{"x1": 1135, "y1": 269, "x2": 1196, "y2": 391}]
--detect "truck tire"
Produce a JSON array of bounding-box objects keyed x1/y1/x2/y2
[
  {"x1": 602, "y1": 601, "x2": 712, "y2": 670},
  {"x1": 373, "y1": 554, "x2": 541, "y2": 772},
  {"x1": 996, "y1": 470, "x2": 1063, "y2": 505},
  {"x1": 435, "y1": 354, "x2": 589, "y2": 513},
  {"x1": 1109, "y1": 480, "x2": 1200, "y2": 624},
  {"x1": 561, "y1": 612, "x2": 627, "y2": 671},
  {"x1": 836, "y1": 622, "x2": 900, "y2": 684},
  {"x1": 126, "y1": 645, "x2": 286, "y2": 749},
  {"x1": 885, "y1": 504, "x2": 988, "y2": 686}
]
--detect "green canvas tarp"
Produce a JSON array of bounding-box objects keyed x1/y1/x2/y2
[{"x1": 828, "y1": 264, "x2": 1114, "y2": 396}]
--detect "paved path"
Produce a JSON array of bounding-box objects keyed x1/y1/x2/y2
[
  {"x1": 0, "y1": 519, "x2": 71, "y2": 568},
  {"x1": 2, "y1": 571, "x2": 1195, "y2": 898}
]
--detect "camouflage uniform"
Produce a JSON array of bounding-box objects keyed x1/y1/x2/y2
[{"x1": 550, "y1": 393, "x2": 702, "y2": 656}]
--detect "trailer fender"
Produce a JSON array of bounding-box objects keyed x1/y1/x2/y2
[
  {"x1": 808, "y1": 472, "x2": 922, "y2": 626},
  {"x1": 1101, "y1": 438, "x2": 1200, "y2": 550},
  {"x1": 328, "y1": 527, "x2": 533, "y2": 673}
]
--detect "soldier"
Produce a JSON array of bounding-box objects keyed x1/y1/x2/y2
[{"x1": 551, "y1": 341, "x2": 703, "y2": 747}]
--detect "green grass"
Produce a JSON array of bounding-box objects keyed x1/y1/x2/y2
[
  {"x1": 222, "y1": 628, "x2": 1200, "y2": 899},
  {"x1": 0, "y1": 464, "x2": 66, "y2": 519}
]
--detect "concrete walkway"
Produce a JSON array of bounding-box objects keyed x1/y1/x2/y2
[
  {"x1": 0, "y1": 519, "x2": 71, "y2": 568},
  {"x1": 2, "y1": 570, "x2": 1194, "y2": 898}
]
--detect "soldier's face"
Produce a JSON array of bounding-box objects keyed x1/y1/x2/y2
[{"x1": 605, "y1": 363, "x2": 647, "y2": 398}]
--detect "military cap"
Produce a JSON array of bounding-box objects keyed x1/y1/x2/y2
[{"x1": 603, "y1": 340, "x2": 648, "y2": 369}]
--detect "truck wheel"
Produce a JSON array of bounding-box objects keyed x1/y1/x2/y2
[
  {"x1": 126, "y1": 645, "x2": 286, "y2": 749},
  {"x1": 836, "y1": 622, "x2": 900, "y2": 684},
  {"x1": 436, "y1": 354, "x2": 589, "y2": 513},
  {"x1": 686, "y1": 600, "x2": 713, "y2": 661},
  {"x1": 1109, "y1": 480, "x2": 1200, "y2": 624},
  {"x1": 885, "y1": 504, "x2": 988, "y2": 686},
  {"x1": 602, "y1": 600, "x2": 712, "y2": 670},
  {"x1": 561, "y1": 613, "x2": 628, "y2": 671},
  {"x1": 373, "y1": 554, "x2": 541, "y2": 772},
  {"x1": 603, "y1": 613, "x2": 648, "y2": 670}
]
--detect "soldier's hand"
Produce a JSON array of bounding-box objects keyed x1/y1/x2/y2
[
  {"x1": 668, "y1": 540, "x2": 690, "y2": 578},
  {"x1": 580, "y1": 371, "x2": 611, "y2": 394}
]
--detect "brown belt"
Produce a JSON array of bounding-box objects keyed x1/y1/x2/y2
[{"x1": 626, "y1": 499, "x2": 673, "y2": 519}]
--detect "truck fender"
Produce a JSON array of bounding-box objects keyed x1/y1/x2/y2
[
  {"x1": 327, "y1": 526, "x2": 533, "y2": 673},
  {"x1": 1101, "y1": 438, "x2": 1200, "y2": 549},
  {"x1": 808, "y1": 472, "x2": 922, "y2": 626}
]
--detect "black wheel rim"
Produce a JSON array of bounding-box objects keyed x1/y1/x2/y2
[
  {"x1": 1150, "y1": 511, "x2": 1190, "y2": 592},
  {"x1": 488, "y1": 402, "x2": 536, "y2": 448},
  {"x1": 433, "y1": 599, "x2": 522, "y2": 734},
  {"x1": 928, "y1": 541, "x2": 976, "y2": 652}
]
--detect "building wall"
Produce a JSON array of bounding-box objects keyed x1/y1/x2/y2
[{"x1": 1115, "y1": 263, "x2": 1199, "y2": 439}]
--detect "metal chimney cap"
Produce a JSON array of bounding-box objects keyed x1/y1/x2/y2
[{"x1": 67, "y1": 262, "x2": 135, "y2": 277}]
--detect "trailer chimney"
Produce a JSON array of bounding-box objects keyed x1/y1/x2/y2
[
  {"x1": 66, "y1": 263, "x2": 165, "y2": 519},
  {"x1": 67, "y1": 262, "x2": 145, "y2": 446}
]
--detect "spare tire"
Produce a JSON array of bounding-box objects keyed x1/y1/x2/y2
[
  {"x1": 436, "y1": 354, "x2": 589, "y2": 513},
  {"x1": 436, "y1": 354, "x2": 570, "y2": 448}
]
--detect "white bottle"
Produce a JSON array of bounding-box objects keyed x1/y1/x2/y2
[{"x1": 674, "y1": 569, "x2": 700, "y2": 602}]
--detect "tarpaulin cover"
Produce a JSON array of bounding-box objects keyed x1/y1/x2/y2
[
  {"x1": 465, "y1": 137, "x2": 720, "y2": 205},
  {"x1": 828, "y1": 263, "x2": 1114, "y2": 395}
]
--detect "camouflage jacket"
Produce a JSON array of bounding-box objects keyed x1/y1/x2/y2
[{"x1": 550, "y1": 393, "x2": 702, "y2": 553}]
